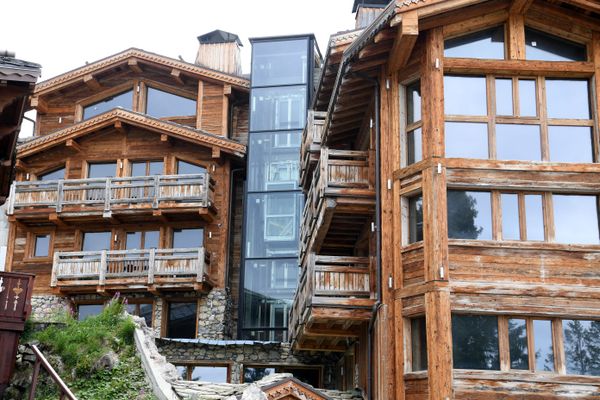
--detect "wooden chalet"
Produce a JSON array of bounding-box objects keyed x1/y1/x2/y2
[
  {"x1": 290, "y1": 0, "x2": 600, "y2": 398},
  {"x1": 5, "y1": 44, "x2": 249, "y2": 337}
]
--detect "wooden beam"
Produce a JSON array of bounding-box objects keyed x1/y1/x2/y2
[
  {"x1": 152, "y1": 209, "x2": 169, "y2": 223},
  {"x1": 358, "y1": 42, "x2": 392, "y2": 60},
  {"x1": 562, "y1": 0, "x2": 600, "y2": 13},
  {"x1": 510, "y1": 0, "x2": 534, "y2": 14},
  {"x1": 48, "y1": 213, "x2": 67, "y2": 228},
  {"x1": 171, "y1": 69, "x2": 184, "y2": 85},
  {"x1": 127, "y1": 59, "x2": 143, "y2": 74},
  {"x1": 30, "y1": 96, "x2": 48, "y2": 114},
  {"x1": 223, "y1": 85, "x2": 232, "y2": 96},
  {"x1": 65, "y1": 139, "x2": 81, "y2": 153},
  {"x1": 212, "y1": 147, "x2": 221, "y2": 159},
  {"x1": 114, "y1": 120, "x2": 126, "y2": 134},
  {"x1": 160, "y1": 134, "x2": 170, "y2": 143},
  {"x1": 508, "y1": 12, "x2": 525, "y2": 60},
  {"x1": 14, "y1": 159, "x2": 28, "y2": 171},
  {"x1": 83, "y1": 74, "x2": 102, "y2": 91},
  {"x1": 444, "y1": 58, "x2": 595, "y2": 77},
  {"x1": 388, "y1": 10, "x2": 419, "y2": 72}
]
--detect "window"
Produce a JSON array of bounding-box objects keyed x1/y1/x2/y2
[
  {"x1": 125, "y1": 302, "x2": 153, "y2": 327},
  {"x1": 250, "y1": 86, "x2": 307, "y2": 131},
  {"x1": 563, "y1": 320, "x2": 600, "y2": 376},
  {"x1": 130, "y1": 160, "x2": 163, "y2": 177},
  {"x1": 553, "y1": 195, "x2": 599, "y2": 245},
  {"x1": 525, "y1": 27, "x2": 587, "y2": 62},
  {"x1": 452, "y1": 315, "x2": 500, "y2": 370},
  {"x1": 166, "y1": 302, "x2": 197, "y2": 339},
  {"x1": 500, "y1": 193, "x2": 544, "y2": 241},
  {"x1": 252, "y1": 39, "x2": 309, "y2": 87},
  {"x1": 176, "y1": 160, "x2": 206, "y2": 175},
  {"x1": 146, "y1": 87, "x2": 196, "y2": 119},
  {"x1": 174, "y1": 364, "x2": 229, "y2": 382},
  {"x1": 88, "y1": 162, "x2": 117, "y2": 179},
  {"x1": 410, "y1": 317, "x2": 428, "y2": 371},
  {"x1": 444, "y1": 26, "x2": 505, "y2": 60},
  {"x1": 405, "y1": 81, "x2": 422, "y2": 165},
  {"x1": 243, "y1": 365, "x2": 320, "y2": 387},
  {"x1": 248, "y1": 131, "x2": 301, "y2": 191},
  {"x1": 172, "y1": 228, "x2": 204, "y2": 249},
  {"x1": 39, "y1": 167, "x2": 65, "y2": 181},
  {"x1": 264, "y1": 195, "x2": 296, "y2": 241},
  {"x1": 533, "y1": 319, "x2": 555, "y2": 372},
  {"x1": 77, "y1": 304, "x2": 104, "y2": 321},
  {"x1": 126, "y1": 231, "x2": 159, "y2": 250},
  {"x1": 83, "y1": 90, "x2": 134, "y2": 120},
  {"x1": 33, "y1": 234, "x2": 51, "y2": 258},
  {"x1": 82, "y1": 231, "x2": 112, "y2": 252},
  {"x1": 444, "y1": 75, "x2": 594, "y2": 163},
  {"x1": 408, "y1": 195, "x2": 423, "y2": 244},
  {"x1": 508, "y1": 318, "x2": 529, "y2": 370},
  {"x1": 447, "y1": 191, "x2": 492, "y2": 240}
]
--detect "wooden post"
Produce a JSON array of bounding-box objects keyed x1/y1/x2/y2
[
  {"x1": 104, "y1": 179, "x2": 111, "y2": 212},
  {"x1": 99, "y1": 250, "x2": 107, "y2": 286},
  {"x1": 421, "y1": 28, "x2": 445, "y2": 159},
  {"x1": 28, "y1": 359, "x2": 42, "y2": 400},
  {"x1": 148, "y1": 248, "x2": 155, "y2": 284},
  {"x1": 425, "y1": 289, "x2": 453, "y2": 399},
  {"x1": 196, "y1": 247, "x2": 205, "y2": 283},
  {"x1": 153, "y1": 175, "x2": 160, "y2": 208},
  {"x1": 51, "y1": 252, "x2": 60, "y2": 287},
  {"x1": 7, "y1": 183, "x2": 16, "y2": 215},
  {"x1": 56, "y1": 180, "x2": 64, "y2": 213}
]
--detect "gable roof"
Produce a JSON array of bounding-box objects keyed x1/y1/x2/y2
[
  {"x1": 34, "y1": 48, "x2": 249, "y2": 96},
  {"x1": 17, "y1": 108, "x2": 246, "y2": 158}
]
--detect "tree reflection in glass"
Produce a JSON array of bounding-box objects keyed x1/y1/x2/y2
[
  {"x1": 563, "y1": 320, "x2": 600, "y2": 376},
  {"x1": 447, "y1": 191, "x2": 492, "y2": 240},
  {"x1": 533, "y1": 319, "x2": 554, "y2": 372},
  {"x1": 452, "y1": 315, "x2": 500, "y2": 370},
  {"x1": 508, "y1": 319, "x2": 529, "y2": 370}
]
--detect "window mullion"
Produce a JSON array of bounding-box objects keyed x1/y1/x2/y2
[
  {"x1": 487, "y1": 75, "x2": 496, "y2": 159},
  {"x1": 526, "y1": 318, "x2": 535, "y2": 372},
  {"x1": 498, "y1": 316, "x2": 510, "y2": 371},
  {"x1": 553, "y1": 319, "x2": 566, "y2": 375},
  {"x1": 492, "y1": 191, "x2": 502, "y2": 241},
  {"x1": 544, "y1": 193, "x2": 555, "y2": 242},
  {"x1": 518, "y1": 193, "x2": 527, "y2": 241},
  {"x1": 512, "y1": 77, "x2": 520, "y2": 117},
  {"x1": 538, "y1": 76, "x2": 550, "y2": 161}
]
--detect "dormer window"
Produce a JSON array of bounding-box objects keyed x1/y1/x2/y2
[
  {"x1": 82, "y1": 89, "x2": 134, "y2": 120},
  {"x1": 444, "y1": 26, "x2": 505, "y2": 60},
  {"x1": 146, "y1": 87, "x2": 196, "y2": 119},
  {"x1": 525, "y1": 27, "x2": 587, "y2": 62}
]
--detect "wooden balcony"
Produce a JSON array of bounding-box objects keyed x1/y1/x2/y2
[
  {"x1": 300, "y1": 149, "x2": 375, "y2": 261},
  {"x1": 50, "y1": 247, "x2": 211, "y2": 294},
  {"x1": 300, "y1": 111, "x2": 327, "y2": 191},
  {"x1": 289, "y1": 254, "x2": 375, "y2": 351},
  {"x1": 7, "y1": 173, "x2": 215, "y2": 223}
]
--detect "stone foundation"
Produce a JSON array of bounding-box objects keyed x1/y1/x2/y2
[
  {"x1": 196, "y1": 288, "x2": 232, "y2": 340},
  {"x1": 30, "y1": 295, "x2": 70, "y2": 322}
]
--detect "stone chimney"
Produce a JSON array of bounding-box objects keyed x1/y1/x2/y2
[
  {"x1": 195, "y1": 30, "x2": 242, "y2": 76},
  {"x1": 353, "y1": 0, "x2": 391, "y2": 29}
]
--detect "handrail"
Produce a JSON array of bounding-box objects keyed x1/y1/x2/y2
[
  {"x1": 7, "y1": 173, "x2": 213, "y2": 215},
  {"x1": 28, "y1": 344, "x2": 77, "y2": 400}
]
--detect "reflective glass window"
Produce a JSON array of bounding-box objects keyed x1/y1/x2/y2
[
  {"x1": 553, "y1": 195, "x2": 599, "y2": 245},
  {"x1": 166, "y1": 302, "x2": 197, "y2": 339},
  {"x1": 452, "y1": 315, "x2": 500, "y2": 370},
  {"x1": 495, "y1": 78, "x2": 513, "y2": 116},
  {"x1": 126, "y1": 231, "x2": 159, "y2": 250},
  {"x1": 445, "y1": 122, "x2": 488, "y2": 159},
  {"x1": 411, "y1": 317, "x2": 428, "y2": 371},
  {"x1": 563, "y1": 320, "x2": 600, "y2": 376},
  {"x1": 176, "y1": 160, "x2": 206, "y2": 175},
  {"x1": 444, "y1": 76, "x2": 487, "y2": 116},
  {"x1": 243, "y1": 367, "x2": 276, "y2": 383},
  {"x1": 146, "y1": 87, "x2": 196, "y2": 118},
  {"x1": 519, "y1": 79, "x2": 537, "y2": 117},
  {"x1": 525, "y1": 27, "x2": 587, "y2": 62},
  {"x1": 533, "y1": 319, "x2": 555, "y2": 372},
  {"x1": 444, "y1": 26, "x2": 505, "y2": 59},
  {"x1": 250, "y1": 86, "x2": 307, "y2": 131},
  {"x1": 83, "y1": 90, "x2": 133, "y2": 120},
  {"x1": 548, "y1": 126, "x2": 593, "y2": 163},
  {"x1": 546, "y1": 79, "x2": 590, "y2": 119},
  {"x1": 39, "y1": 167, "x2": 65, "y2": 181},
  {"x1": 408, "y1": 195, "x2": 423, "y2": 244},
  {"x1": 131, "y1": 161, "x2": 163, "y2": 177},
  {"x1": 125, "y1": 303, "x2": 153, "y2": 327},
  {"x1": 407, "y1": 81, "x2": 421, "y2": 124},
  {"x1": 82, "y1": 231, "x2": 111, "y2": 252},
  {"x1": 248, "y1": 131, "x2": 301, "y2": 191},
  {"x1": 88, "y1": 162, "x2": 117, "y2": 178},
  {"x1": 34, "y1": 234, "x2": 50, "y2": 257},
  {"x1": 508, "y1": 318, "x2": 529, "y2": 370},
  {"x1": 496, "y1": 124, "x2": 541, "y2": 161},
  {"x1": 191, "y1": 366, "x2": 228, "y2": 382},
  {"x1": 407, "y1": 128, "x2": 422, "y2": 165},
  {"x1": 501, "y1": 194, "x2": 519, "y2": 240},
  {"x1": 252, "y1": 39, "x2": 308, "y2": 86},
  {"x1": 77, "y1": 304, "x2": 103, "y2": 321},
  {"x1": 525, "y1": 195, "x2": 544, "y2": 241},
  {"x1": 448, "y1": 191, "x2": 492, "y2": 240},
  {"x1": 172, "y1": 228, "x2": 204, "y2": 248}
]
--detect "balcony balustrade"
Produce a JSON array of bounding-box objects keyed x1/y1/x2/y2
[{"x1": 300, "y1": 111, "x2": 327, "y2": 191}]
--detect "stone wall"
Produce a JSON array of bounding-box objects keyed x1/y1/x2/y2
[
  {"x1": 197, "y1": 288, "x2": 232, "y2": 340},
  {"x1": 30, "y1": 295, "x2": 70, "y2": 322},
  {"x1": 156, "y1": 339, "x2": 343, "y2": 388}
]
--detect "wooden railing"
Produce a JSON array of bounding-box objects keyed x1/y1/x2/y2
[
  {"x1": 289, "y1": 254, "x2": 374, "y2": 337},
  {"x1": 300, "y1": 111, "x2": 327, "y2": 190},
  {"x1": 300, "y1": 149, "x2": 373, "y2": 258},
  {"x1": 7, "y1": 173, "x2": 213, "y2": 215},
  {"x1": 51, "y1": 247, "x2": 208, "y2": 287},
  {"x1": 28, "y1": 344, "x2": 77, "y2": 400}
]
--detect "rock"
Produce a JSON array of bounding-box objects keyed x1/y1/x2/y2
[
  {"x1": 92, "y1": 351, "x2": 119, "y2": 371},
  {"x1": 240, "y1": 384, "x2": 267, "y2": 400}
]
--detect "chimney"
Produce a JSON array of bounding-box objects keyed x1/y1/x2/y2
[
  {"x1": 195, "y1": 29, "x2": 243, "y2": 76},
  {"x1": 353, "y1": 0, "x2": 391, "y2": 29}
]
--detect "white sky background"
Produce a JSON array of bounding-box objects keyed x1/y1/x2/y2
[{"x1": 3, "y1": 0, "x2": 356, "y2": 136}]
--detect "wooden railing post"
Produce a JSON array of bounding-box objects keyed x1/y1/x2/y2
[
  {"x1": 148, "y1": 248, "x2": 155, "y2": 284},
  {"x1": 28, "y1": 358, "x2": 42, "y2": 400},
  {"x1": 28, "y1": 345, "x2": 77, "y2": 400},
  {"x1": 99, "y1": 250, "x2": 107, "y2": 286},
  {"x1": 51, "y1": 252, "x2": 60, "y2": 287},
  {"x1": 104, "y1": 178, "x2": 111, "y2": 212},
  {"x1": 196, "y1": 247, "x2": 205, "y2": 283},
  {"x1": 7, "y1": 183, "x2": 16, "y2": 215},
  {"x1": 153, "y1": 175, "x2": 160, "y2": 208},
  {"x1": 56, "y1": 180, "x2": 64, "y2": 212}
]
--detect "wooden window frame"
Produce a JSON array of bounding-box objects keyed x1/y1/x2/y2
[
  {"x1": 75, "y1": 81, "x2": 139, "y2": 123},
  {"x1": 402, "y1": 80, "x2": 424, "y2": 167},
  {"x1": 173, "y1": 362, "x2": 232, "y2": 383},
  {"x1": 161, "y1": 298, "x2": 200, "y2": 339},
  {"x1": 124, "y1": 299, "x2": 155, "y2": 328},
  {"x1": 24, "y1": 229, "x2": 56, "y2": 262},
  {"x1": 74, "y1": 300, "x2": 105, "y2": 320},
  {"x1": 126, "y1": 158, "x2": 167, "y2": 177},
  {"x1": 140, "y1": 80, "x2": 197, "y2": 120},
  {"x1": 78, "y1": 229, "x2": 117, "y2": 252}
]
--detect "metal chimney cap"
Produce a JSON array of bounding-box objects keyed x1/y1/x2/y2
[{"x1": 197, "y1": 30, "x2": 242, "y2": 46}]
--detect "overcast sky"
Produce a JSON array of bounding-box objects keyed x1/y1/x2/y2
[{"x1": 3, "y1": 0, "x2": 356, "y2": 80}]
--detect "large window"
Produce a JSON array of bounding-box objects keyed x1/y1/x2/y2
[
  {"x1": 525, "y1": 27, "x2": 587, "y2": 62},
  {"x1": 248, "y1": 131, "x2": 301, "y2": 191},
  {"x1": 410, "y1": 317, "x2": 428, "y2": 371},
  {"x1": 126, "y1": 231, "x2": 159, "y2": 250},
  {"x1": 447, "y1": 191, "x2": 492, "y2": 240},
  {"x1": 563, "y1": 320, "x2": 600, "y2": 376},
  {"x1": 77, "y1": 304, "x2": 104, "y2": 321},
  {"x1": 166, "y1": 302, "x2": 197, "y2": 339},
  {"x1": 38, "y1": 166, "x2": 65, "y2": 181},
  {"x1": 82, "y1": 231, "x2": 112, "y2": 252},
  {"x1": 172, "y1": 228, "x2": 204, "y2": 248},
  {"x1": 553, "y1": 195, "x2": 599, "y2": 245},
  {"x1": 146, "y1": 87, "x2": 196, "y2": 118},
  {"x1": 83, "y1": 90, "x2": 134, "y2": 120},
  {"x1": 405, "y1": 81, "x2": 422, "y2": 165},
  {"x1": 444, "y1": 75, "x2": 594, "y2": 163},
  {"x1": 251, "y1": 39, "x2": 309, "y2": 87},
  {"x1": 250, "y1": 86, "x2": 307, "y2": 131},
  {"x1": 125, "y1": 302, "x2": 153, "y2": 327},
  {"x1": 444, "y1": 26, "x2": 505, "y2": 60},
  {"x1": 175, "y1": 364, "x2": 229, "y2": 382},
  {"x1": 408, "y1": 195, "x2": 423, "y2": 244},
  {"x1": 452, "y1": 315, "x2": 500, "y2": 370}
]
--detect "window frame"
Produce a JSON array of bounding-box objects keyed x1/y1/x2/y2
[
  {"x1": 173, "y1": 362, "x2": 232, "y2": 382},
  {"x1": 162, "y1": 299, "x2": 199, "y2": 339},
  {"x1": 141, "y1": 81, "x2": 197, "y2": 120},
  {"x1": 25, "y1": 230, "x2": 55, "y2": 261},
  {"x1": 124, "y1": 299, "x2": 155, "y2": 328},
  {"x1": 76, "y1": 82, "x2": 138, "y2": 122}
]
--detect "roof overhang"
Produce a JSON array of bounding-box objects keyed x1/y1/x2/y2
[{"x1": 17, "y1": 108, "x2": 246, "y2": 159}]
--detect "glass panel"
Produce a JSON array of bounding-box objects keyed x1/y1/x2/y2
[
  {"x1": 131, "y1": 161, "x2": 164, "y2": 176},
  {"x1": 83, "y1": 90, "x2": 133, "y2": 120},
  {"x1": 501, "y1": 194, "x2": 520, "y2": 240},
  {"x1": 251, "y1": 39, "x2": 308, "y2": 87},
  {"x1": 407, "y1": 128, "x2": 422, "y2": 165},
  {"x1": 191, "y1": 366, "x2": 228, "y2": 382},
  {"x1": 139, "y1": 303, "x2": 153, "y2": 327},
  {"x1": 444, "y1": 26, "x2": 505, "y2": 59},
  {"x1": 144, "y1": 231, "x2": 160, "y2": 249},
  {"x1": 546, "y1": 79, "x2": 590, "y2": 119},
  {"x1": 553, "y1": 195, "x2": 599, "y2": 245},
  {"x1": 39, "y1": 167, "x2": 65, "y2": 181},
  {"x1": 563, "y1": 320, "x2": 600, "y2": 376},
  {"x1": 448, "y1": 191, "x2": 492, "y2": 240},
  {"x1": 525, "y1": 195, "x2": 544, "y2": 241},
  {"x1": 125, "y1": 232, "x2": 142, "y2": 250},
  {"x1": 452, "y1": 315, "x2": 500, "y2": 370},
  {"x1": 533, "y1": 320, "x2": 554, "y2": 372},
  {"x1": 250, "y1": 86, "x2": 307, "y2": 131},
  {"x1": 82, "y1": 232, "x2": 111, "y2": 251},
  {"x1": 34, "y1": 234, "x2": 50, "y2": 257},
  {"x1": 445, "y1": 122, "x2": 488, "y2": 159},
  {"x1": 146, "y1": 87, "x2": 196, "y2": 118},
  {"x1": 246, "y1": 193, "x2": 301, "y2": 258},
  {"x1": 495, "y1": 78, "x2": 513, "y2": 116},
  {"x1": 77, "y1": 304, "x2": 103, "y2": 321},
  {"x1": 407, "y1": 81, "x2": 421, "y2": 124},
  {"x1": 88, "y1": 162, "x2": 117, "y2": 178},
  {"x1": 243, "y1": 367, "x2": 276, "y2": 383},
  {"x1": 167, "y1": 302, "x2": 197, "y2": 339},
  {"x1": 173, "y1": 228, "x2": 204, "y2": 248},
  {"x1": 411, "y1": 317, "x2": 428, "y2": 371},
  {"x1": 177, "y1": 160, "x2": 206, "y2": 175},
  {"x1": 508, "y1": 319, "x2": 529, "y2": 370},
  {"x1": 519, "y1": 79, "x2": 537, "y2": 117},
  {"x1": 525, "y1": 27, "x2": 587, "y2": 62},
  {"x1": 248, "y1": 131, "x2": 301, "y2": 191},
  {"x1": 496, "y1": 124, "x2": 541, "y2": 161},
  {"x1": 408, "y1": 195, "x2": 423, "y2": 244},
  {"x1": 243, "y1": 259, "x2": 298, "y2": 333},
  {"x1": 548, "y1": 126, "x2": 593, "y2": 163},
  {"x1": 444, "y1": 76, "x2": 487, "y2": 116}
]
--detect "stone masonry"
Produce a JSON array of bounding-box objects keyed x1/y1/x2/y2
[
  {"x1": 196, "y1": 288, "x2": 232, "y2": 340},
  {"x1": 30, "y1": 295, "x2": 70, "y2": 322}
]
